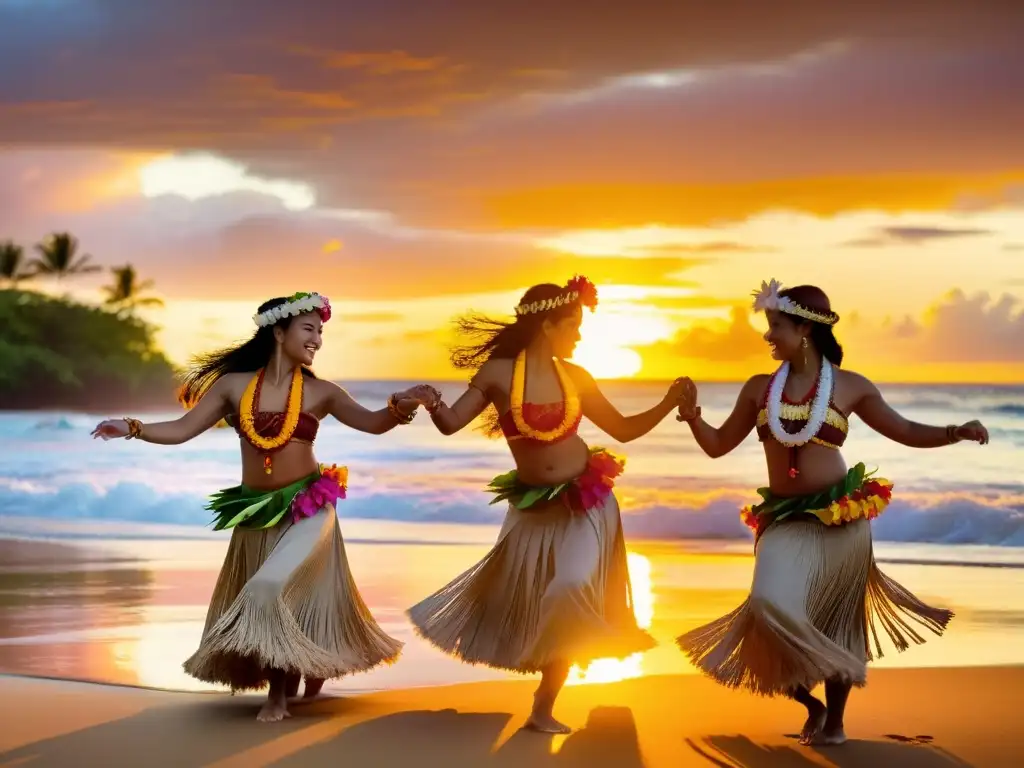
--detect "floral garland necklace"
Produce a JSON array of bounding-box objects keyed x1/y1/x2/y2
[
  {"x1": 239, "y1": 367, "x2": 304, "y2": 474},
  {"x1": 510, "y1": 350, "x2": 581, "y2": 442},
  {"x1": 766, "y1": 357, "x2": 834, "y2": 449}
]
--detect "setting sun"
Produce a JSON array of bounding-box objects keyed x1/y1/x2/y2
[{"x1": 569, "y1": 305, "x2": 673, "y2": 379}]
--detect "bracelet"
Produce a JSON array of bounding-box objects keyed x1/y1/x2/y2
[
  {"x1": 387, "y1": 394, "x2": 416, "y2": 424},
  {"x1": 123, "y1": 417, "x2": 144, "y2": 440},
  {"x1": 946, "y1": 424, "x2": 959, "y2": 444}
]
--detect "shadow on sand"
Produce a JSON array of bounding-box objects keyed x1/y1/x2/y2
[
  {"x1": 272, "y1": 704, "x2": 645, "y2": 767},
  {"x1": 0, "y1": 696, "x2": 645, "y2": 768},
  {"x1": 688, "y1": 734, "x2": 975, "y2": 768}
]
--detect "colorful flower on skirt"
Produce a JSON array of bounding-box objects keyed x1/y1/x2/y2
[
  {"x1": 573, "y1": 449, "x2": 625, "y2": 509},
  {"x1": 290, "y1": 464, "x2": 348, "y2": 522}
]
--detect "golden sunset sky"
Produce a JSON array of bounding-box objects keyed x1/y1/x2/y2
[{"x1": 2, "y1": 1, "x2": 1023, "y2": 382}]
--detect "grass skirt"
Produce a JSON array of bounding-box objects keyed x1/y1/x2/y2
[
  {"x1": 677, "y1": 474, "x2": 953, "y2": 696},
  {"x1": 408, "y1": 493, "x2": 654, "y2": 673},
  {"x1": 183, "y1": 503, "x2": 402, "y2": 690}
]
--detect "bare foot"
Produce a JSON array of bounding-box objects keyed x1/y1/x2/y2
[
  {"x1": 799, "y1": 699, "x2": 828, "y2": 746},
  {"x1": 256, "y1": 698, "x2": 291, "y2": 722},
  {"x1": 814, "y1": 726, "x2": 847, "y2": 746},
  {"x1": 303, "y1": 678, "x2": 325, "y2": 699},
  {"x1": 525, "y1": 713, "x2": 572, "y2": 734}
]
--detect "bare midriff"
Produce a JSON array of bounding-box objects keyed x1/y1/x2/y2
[
  {"x1": 239, "y1": 439, "x2": 319, "y2": 490},
  {"x1": 507, "y1": 430, "x2": 591, "y2": 487},
  {"x1": 763, "y1": 440, "x2": 849, "y2": 497}
]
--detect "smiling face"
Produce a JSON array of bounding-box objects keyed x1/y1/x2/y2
[
  {"x1": 542, "y1": 305, "x2": 583, "y2": 359},
  {"x1": 763, "y1": 309, "x2": 810, "y2": 362},
  {"x1": 274, "y1": 311, "x2": 324, "y2": 366}
]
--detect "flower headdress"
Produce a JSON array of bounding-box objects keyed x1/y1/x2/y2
[
  {"x1": 253, "y1": 291, "x2": 332, "y2": 328},
  {"x1": 514, "y1": 275, "x2": 599, "y2": 317},
  {"x1": 751, "y1": 279, "x2": 838, "y2": 326}
]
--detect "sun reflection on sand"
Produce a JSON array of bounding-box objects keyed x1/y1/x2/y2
[{"x1": 566, "y1": 551, "x2": 653, "y2": 686}]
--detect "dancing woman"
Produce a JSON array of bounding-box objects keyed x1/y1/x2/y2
[
  {"x1": 92, "y1": 292, "x2": 426, "y2": 721},
  {"x1": 675, "y1": 280, "x2": 988, "y2": 745},
  {"x1": 407, "y1": 276, "x2": 692, "y2": 733}
]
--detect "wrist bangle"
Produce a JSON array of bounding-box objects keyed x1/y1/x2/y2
[
  {"x1": 123, "y1": 417, "x2": 143, "y2": 440},
  {"x1": 946, "y1": 424, "x2": 959, "y2": 444},
  {"x1": 387, "y1": 394, "x2": 415, "y2": 424}
]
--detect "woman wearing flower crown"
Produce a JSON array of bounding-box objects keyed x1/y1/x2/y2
[
  {"x1": 91, "y1": 292, "x2": 429, "y2": 722},
  {"x1": 673, "y1": 280, "x2": 989, "y2": 746},
  {"x1": 405, "y1": 276, "x2": 694, "y2": 734}
]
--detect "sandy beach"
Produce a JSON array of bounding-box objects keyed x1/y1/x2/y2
[{"x1": 1, "y1": 666, "x2": 1018, "y2": 767}]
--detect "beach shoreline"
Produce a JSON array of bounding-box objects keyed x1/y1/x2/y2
[{"x1": 1, "y1": 667, "x2": 1019, "y2": 766}]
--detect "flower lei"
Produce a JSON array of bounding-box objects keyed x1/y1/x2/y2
[
  {"x1": 766, "y1": 358, "x2": 834, "y2": 448},
  {"x1": 510, "y1": 350, "x2": 582, "y2": 442},
  {"x1": 253, "y1": 291, "x2": 332, "y2": 328},
  {"x1": 238, "y1": 367, "x2": 304, "y2": 474}
]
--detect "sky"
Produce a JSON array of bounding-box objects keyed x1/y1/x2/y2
[{"x1": 1, "y1": 0, "x2": 1023, "y2": 382}]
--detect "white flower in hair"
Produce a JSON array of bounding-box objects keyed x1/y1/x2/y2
[{"x1": 752, "y1": 279, "x2": 783, "y2": 311}]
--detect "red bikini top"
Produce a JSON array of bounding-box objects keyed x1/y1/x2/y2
[
  {"x1": 225, "y1": 411, "x2": 320, "y2": 443},
  {"x1": 754, "y1": 380, "x2": 849, "y2": 450},
  {"x1": 498, "y1": 401, "x2": 582, "y2": 443}
]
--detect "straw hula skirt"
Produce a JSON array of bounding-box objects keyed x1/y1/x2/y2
[
  {"x1": 677, "y1": 464, "x2": 953, "y2": 695},
  {"x1": 183, "y1": 465, "x2": 402, "y2": 690},
  {"x1": 408, "y1": 448, "x2": 654, "y2": 672}
]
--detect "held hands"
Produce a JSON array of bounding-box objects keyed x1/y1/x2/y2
[
  {"x1": 405, "y1": 384, "x2": 444, "y2": 413},
  {"x1": 391, "y1": 385, "x2": 442, "y2": 417},
  {"x1": 954, "y1": 420, "x2": 989, "y2": 445},
  {"x1": 666, "y1": 377, "x2": 700, "y2": 422}
]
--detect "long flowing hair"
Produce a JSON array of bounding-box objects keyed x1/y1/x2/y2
[
  {"x1": 177, "y1": 297, "x2": 318, "y2": 407},
  {"x1": 779, "y1": 285, "x2": 844, "y2": 366},
  {"x1": 451, "y1": 283, "x2": 581, "y2": 435}
]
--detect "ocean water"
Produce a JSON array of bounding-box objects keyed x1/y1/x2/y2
[
  {"x1": 1, "y1": 381, "x2": 1021, "y2": 546},
  {"x1": 0, "y1": 381, "x2": 1022, "y2": 694}
]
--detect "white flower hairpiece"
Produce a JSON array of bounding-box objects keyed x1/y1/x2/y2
[
  {"x1": 751, "y1": 279, "x2": 838, "y2": 326},
  {"x1": 253, "y1": 291, "x2": 332, "y2": 328}
]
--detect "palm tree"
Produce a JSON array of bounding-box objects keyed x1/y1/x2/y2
[
  {"x1": 31, "y1": 232, "x2": 101, "y2": 280},
  {"x1": 0, "y1": 240, "x2": 34, "y2": 286},
  {"x1": 102, "y1": 264, "x2": 164, "y2": 311}
]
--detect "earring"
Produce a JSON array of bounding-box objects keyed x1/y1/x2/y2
[{"x1": 801, "y1": 337, "x2": 808, "y2": 367}]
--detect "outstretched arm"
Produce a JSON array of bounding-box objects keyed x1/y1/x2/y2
[
  {"x1": 427, "y1": 373, "x2": 493, "y2": 436},
  {"x1": 684, "y1": 376, "x2": 761, "y2": 458},
  {"x1": 569, "y1": 364, "x2": 682, "y2": 443},
  {"x1": 850, "y1": 374, "x2": 989, "y2": 447},
  {"x1": 92, "y1": 377, "x2": 232, "y2": 445},
  {"x1": 325, "y1": 383, "x2": 421, "y2": 435}
]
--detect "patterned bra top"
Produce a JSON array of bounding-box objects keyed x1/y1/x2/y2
[
  {"x1": 225, "y1": 411, "x2": 320, "y2": 443},
  {"x1": 498, "y1": 401, "x2": 583, "y2": 443}
]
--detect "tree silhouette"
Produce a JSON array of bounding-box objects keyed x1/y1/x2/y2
[
  {"x1": 102, "y1": 264, "x2": 164, "y2": 311},
  {"x1": 0, "y1": 240, "x2": 34, "y2": 285},
  {"x1": 31, "y1": 233, "x2": 101, "y2": 280}
]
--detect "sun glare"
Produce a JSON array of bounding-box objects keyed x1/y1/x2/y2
[
  {"x1": 138, "y1": 152, "x2": 316, "y2": 210},
  {"x1": 568, "y1": 307, "x2": 672, "y2": 379},
  {"x1": 566, "y1": 552, "x2": 653, "y2": 686}
]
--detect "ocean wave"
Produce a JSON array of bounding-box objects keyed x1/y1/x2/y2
[{"x1": 2, "y1": 481, "x2": 1023, "y2": 547}]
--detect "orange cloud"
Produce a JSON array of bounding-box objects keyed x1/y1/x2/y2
[{"x1": 480, "y1": 172, "x2": 1024, "y2": 229}]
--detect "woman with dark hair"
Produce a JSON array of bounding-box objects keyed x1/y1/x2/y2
[
  {"x1": 92, "y1": 292, "x2": 427, "y2": 722},
  {"x1": 674, "y1": 280, "x2": 989, "y2": 746},
  {"x1": 406, "y1": 276, "x2": 695, "y2": 734}
]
